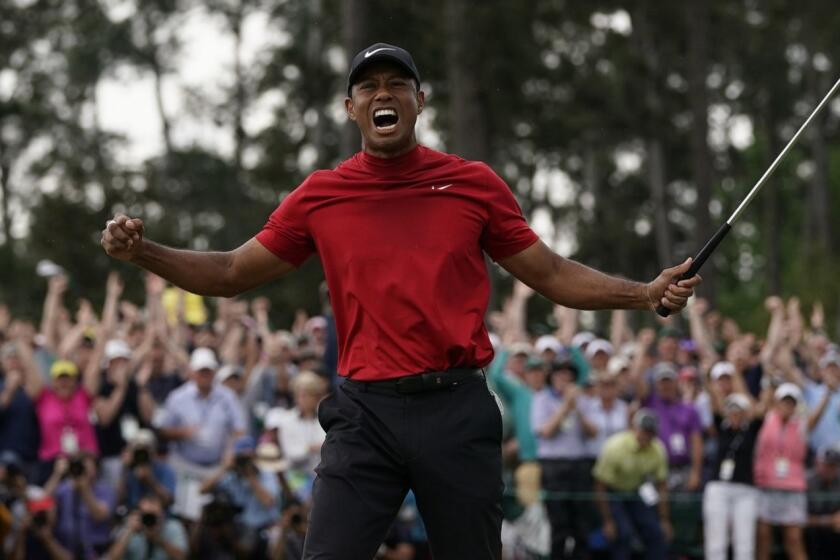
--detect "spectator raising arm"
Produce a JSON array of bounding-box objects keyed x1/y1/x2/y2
[
  {"x1": 82, "y1": 272, "x2": 123, "y2": 397},
  {"x1": 39, "y1": 275, "x2": 68, "y2": 354}
]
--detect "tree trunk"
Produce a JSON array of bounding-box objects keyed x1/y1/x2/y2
[
  {"x1": 341, "y1": 0, "x2": 369, "y2": 156},
  {"x1": 648, "y1": 139, "x2": 672, "y2": 268},
  {"x1": 806, "y1": 66, "x2": 831, "y2": 253},
  {"x1": 762, "y1": 107, "x2": 782, "y2": 295},
  {"x1": 0, "y1": 151, "x2": 11, "y2": 247},
  {"x1": 231, "y1": 3, "x2": 246, "y2": 174},
  {"x1": 684, "y1": 0, "x2": 716, "y2": 302},
  {"x1": 445, "y1": 0, "x2": 488, "y2": 161}
]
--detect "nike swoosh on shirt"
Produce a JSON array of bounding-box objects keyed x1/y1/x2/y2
[
  {"x1": 431, "y1": 184, "x2": 453, "y2": 190},
  {"x1": 364, "y1": 48, "x2": 396, "y2": 58}
]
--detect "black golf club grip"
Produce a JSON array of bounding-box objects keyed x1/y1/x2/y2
[{"x1": 655, "y1": 222, "x2": 732, "y2": 317}]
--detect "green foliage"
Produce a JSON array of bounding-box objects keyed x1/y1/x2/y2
[{"x1": 2, "y1": 0, "x2": 840, "y2": 335}]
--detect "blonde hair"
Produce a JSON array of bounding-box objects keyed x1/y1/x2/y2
[{"x1": 292, "y1": 370, "x2": 327, "y2": 395}]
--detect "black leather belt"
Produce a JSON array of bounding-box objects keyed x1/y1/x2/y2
[{"x1": 346, "y1": 368, "x2": 483, "y2": 395}]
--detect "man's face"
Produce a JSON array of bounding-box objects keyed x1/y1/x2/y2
[
  {"x1": 821, "y1": 364, "x2": 840, "y2": 386},
  {"x1": 657, "y1": 337, "x2": 678, "y2": 362},
  {"x1": 345, "y1": 62, "x2": 424, "y2": 157},
  {"x1": 636, "y1": 429, "x2": 654, "y2": 448},
  {"x1": 193, "y1": 368, "x2": 215, "y2": 393},
  {"x1": 656, "y1": 376, "x2": 678, "y2": 401},
  {"x1": 715, "y1": 375, "x2": 733, "y2": 395},
  {"x1": 589, "y1": 351, "x2": 609, "y2": 370},
  {"x1": 523, "y1": 368, "x2": 546, "y2": 392},
  {"x1": 598, "y1": 378, "x2": 618, "y2": 400}
]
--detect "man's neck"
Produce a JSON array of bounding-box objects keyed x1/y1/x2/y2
[{"x1": 362, "y1": 137, "x2": 418, "y2": 159}]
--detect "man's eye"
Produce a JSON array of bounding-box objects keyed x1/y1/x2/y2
[{"x1": 390, "y1": 80, "x2": 407, "y2": 87}]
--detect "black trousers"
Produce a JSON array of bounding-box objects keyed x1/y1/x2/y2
[
  {"x1": 302, "y1": 374, "x2": 504, "y2": 559},
  {"x1": 540, "y1": 458, "x2": 593, "y2": 559}
]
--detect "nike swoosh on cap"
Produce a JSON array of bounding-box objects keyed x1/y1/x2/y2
[
  {"x1": 431, "y1": 184, "x2": 453, "y2": 190},
  {"x1": 364, "y1": 47, "x2": 396, "y2": 58}
]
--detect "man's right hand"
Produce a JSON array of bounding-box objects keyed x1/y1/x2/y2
[{"x1": 101, "y1": 214, "x2": 145, "y2": 262}]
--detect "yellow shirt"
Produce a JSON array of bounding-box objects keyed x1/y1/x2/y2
[{"x1": 592, "y1": 430, "x2": 668, "y2": 491}]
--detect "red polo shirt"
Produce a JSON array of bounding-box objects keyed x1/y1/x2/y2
[{"x1": 255, "y1": 145, "x2": 538, "y2": 380}]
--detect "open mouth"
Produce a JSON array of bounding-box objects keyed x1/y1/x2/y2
[{"x1": 372, "y1": 108, "x2": 399, "y2": 133}]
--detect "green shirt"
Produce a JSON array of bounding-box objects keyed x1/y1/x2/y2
[
  {"x1": 592, "y1": 430, "x2": 668, "y2": 492},
  {"x1": 487, "y1": 349, "x2": 537, "y2": 461}
]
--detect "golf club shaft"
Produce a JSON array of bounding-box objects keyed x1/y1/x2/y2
[{"x1": 656, "y1": 75, "x2": 840, "y2": 318}]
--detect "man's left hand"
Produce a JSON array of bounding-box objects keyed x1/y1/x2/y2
[{"x1": 646, "y1": 258, "x2": 702, "y2": 313}]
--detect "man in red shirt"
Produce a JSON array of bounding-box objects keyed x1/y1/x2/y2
[{"x1": 101, "y1": 43, "x2": 699, "y2": 559}]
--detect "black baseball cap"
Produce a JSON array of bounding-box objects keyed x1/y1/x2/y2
[
  {"x1": 347, "y1": 42, "x2": 421, "y2": 96},
  {"x1": 633, "y1": 409, "x2": 659, "y2": 434}
]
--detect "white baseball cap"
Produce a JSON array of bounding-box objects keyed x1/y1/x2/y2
[
  {"x1": 104, "y1": 339, "x2": 132, "y2": 362},
  {"x1": 189, "y1": 347, "x2": 219, "y2": 371},
  {"x1": 724, "y1": 393, "x2": 751, "y2": 411},
  {"x1": 711, "y1": 361, "x2": 736, "y2": 380},
  {"x1": 607, "y1": 355, "x2": 630, "y2": 375},
  {"x1": 534, "y1": 335, "x2": 563, "y2": 355},
  {"x1": 216, "y1": 364, "x2": 243, "y2": 383},
  {"x1": 585, "y1": 339, "x2": 614, "y2": 359},
  {"x1": 571, "y1": 331, "x2": 596, "y2": 348},
  {"x1": 509, "y1": 342, "x2": 533, "y2": 357},
  {"x1": 775, "y1": 382, "x2": 803, "y2": 403},
  {"x1": 819, "y1": 352, "x2": 840, "y2": 370}
]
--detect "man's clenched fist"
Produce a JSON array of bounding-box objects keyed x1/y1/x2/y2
[{"x1": 101, "y1": 214, "x2": 145, "y2": 262}]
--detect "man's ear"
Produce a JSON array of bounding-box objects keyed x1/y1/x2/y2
[
  {"x1": 417, "y1": 90, "x2": 425, "y2": 114},
  {"x1": 345, "y1": 97, "x2": 357, "y2": 121}
]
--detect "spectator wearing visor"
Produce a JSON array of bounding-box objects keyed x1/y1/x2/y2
[
  {"x1": 703, "y1": 392, "x2": 762, "y2": 560},
  {"x1": 26, "y1": 359, "x2": 100, "y2": 484},
  {"x1": 159, "y1": 347, "x2": 246, "y2": 521},
  {"x1": 637, "y1": 362, "x2": 703, "y2": 492},
  {"x1": 755, "y1": 382, "x2": 832, "y2": 560},
  {"x1": 531, "y1": 357, "x2": 589, "y2": 559},
  {"x1": 593, "y1": 409, "x2": 670, "y2": 560},
  {"x1": 805, "y1": 444, "x2": 840, "y2": 559}
]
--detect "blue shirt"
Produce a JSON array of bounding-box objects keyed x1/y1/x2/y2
[
  {"x1": 217, "y1": 469, "x2": 280, "y2": 529},
  {"x1": 531, "y1": 388, "x2": 586, "y2": 459},
  {"x1": 160, "y1": 382, "x2": 246, "y2": 465},
  {"x1": 54, "y1": 479, "x2": 115, "y2": 557},
  {"x1": 0, "y1": 380, "x2": 38, "y2": 462},
  {"x1": 124, "y1": 460, "x2": 177, "y2": 509},
  {"x1": 803, "y1": 380, "x2": 840, "y2": 451}
]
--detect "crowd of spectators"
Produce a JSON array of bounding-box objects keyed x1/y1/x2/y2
[{"x1": 2, "y1": 270, "x2": 840, "y2": 560}]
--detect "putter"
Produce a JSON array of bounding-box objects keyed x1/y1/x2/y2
[{"x1": 657, "y1": 75, "x2": 840, "y2": 317}]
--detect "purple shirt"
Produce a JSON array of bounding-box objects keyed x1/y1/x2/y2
[
  {"x1": 53, "y1": 479, "x2": 115, "y2": 558},
  {"x1": 643, "y1": 393, "x2": 701, "y2": 467}
]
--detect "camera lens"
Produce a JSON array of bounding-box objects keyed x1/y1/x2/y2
[
  {"x1": 132, "y1": 448, "x2": 150, "y2": 466},
  {"x1": 141, "y1": 512, "x2": 158, "y2": 528},
  {"x1": 32, "y1": 511, "x2": 48, "y2": 528}
]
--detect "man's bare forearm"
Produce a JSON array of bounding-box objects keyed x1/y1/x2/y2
[
  {"x1": 131, "y1": 241, "x2": 238, "y2": 297},
  {"x1": 537, "y1": 255, "x2": 650, "y2": 310}
]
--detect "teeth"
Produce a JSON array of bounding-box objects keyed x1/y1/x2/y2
[{"x1": 374, "y1": 108, "x2": 397, "y2": 118}]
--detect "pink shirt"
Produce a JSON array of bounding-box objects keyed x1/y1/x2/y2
[
  {"x1": 36, "y1": 388, "x2": 99, "y2": 460},
  {"x1": 754, "y1": 410, "x2": 807, "y2": 491}
]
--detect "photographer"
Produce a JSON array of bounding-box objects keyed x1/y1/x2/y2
[
  {"x1": 106, "y1": 493, "x2": 187, "y2": 560},
  {"x1": 269, "y1": 501, "x2": 307, "y2": 560},
  {"x1": 44, "y1": 454, "x2": 115, "y2": 558},
  {"x1": 9, "y1": 491, "x2": 73, "y2": 560},
  {"x1": 199, "y1": 436, "x2": 280, "y2": 556},
  {"x1": 118, "y1": 429, "x2": 175, "y2": 510},
  {"x1": 188, "y1": 490, "x2": 247, "y2": 559}
]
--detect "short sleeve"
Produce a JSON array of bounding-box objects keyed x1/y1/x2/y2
[
  {"x1": 227, "y1": 393, "x2": 247, "y2": 433},
  {"x1": 255, "y1": 178, "x2": 316, "y2": 267},
  {"x1": 593, "y1": 443, "x2": 618, "y2": 486},
  {"x1": 477, "y1": 165, "x2": 539, "y2": 261}
]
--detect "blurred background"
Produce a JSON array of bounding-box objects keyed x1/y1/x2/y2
[{"x1": 2, "y1": 0, "x2": 840, "y2": 333}]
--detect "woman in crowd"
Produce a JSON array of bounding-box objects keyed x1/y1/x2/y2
[
  {"x1": 21, "y1": 274, "x2": 122, "y2": 483},
  {"x1": 755, "y1": 382, "x2": 831, "y2": 560}
]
